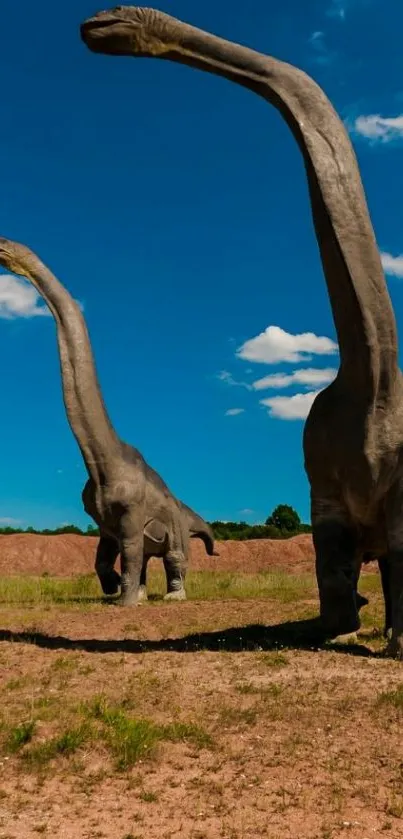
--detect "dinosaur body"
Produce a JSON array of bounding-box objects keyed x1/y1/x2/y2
[
  {"x1": 0, "y1": 239, "x2": 216, "y2": 604},
  {"x1": 82, "y1": 7, "x2": 403, "y2": 653}
]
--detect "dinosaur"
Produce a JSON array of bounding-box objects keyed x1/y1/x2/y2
[
  {"x1": 139, "y1": 500, "x2": 217, "y2": 600},
  {"x1": 81, "y1": 7, "x2": 403, "y2": 654},
  {"x1": 0, "y1": 238, "x2": 217, "y2": 605}
]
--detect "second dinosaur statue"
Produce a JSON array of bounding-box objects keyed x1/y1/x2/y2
[{"x1": 0, "y1": 238, "x2": 216, "y2": 605}]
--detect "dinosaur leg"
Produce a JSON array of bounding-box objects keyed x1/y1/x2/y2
[
  {"x1": 95, "y1": 533, "x2": 120, "y2": 596},
  {"x1": 162, "y1": 552, "x2": 187, "y2": 601},
  {"x1": 117, "y1": 519, "x2": 145, "y2": 606},
  {"x1": 138, "y1": 556, "x2": 149, "y2": 603},
  {"x1": 163, "y1": 519, "x2": 189, "y2": 601},
  {"x1": 312, "y1": 497, "x2": 359, "y2": 637},
  {"x1": 384, "y1": 487, "x2": 403, "y2": 657}
]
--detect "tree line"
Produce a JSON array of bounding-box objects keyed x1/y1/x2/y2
[{"x1": 0, "y1": 506, "x2": 311, "y2": 541}]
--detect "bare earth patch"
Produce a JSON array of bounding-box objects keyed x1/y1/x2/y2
[
  {"x1": 0, "y1": 538, "x2": 398, "y2": 838},
  {"x1": 0, "y1": 532, "x2": 319, "y2": 577}
]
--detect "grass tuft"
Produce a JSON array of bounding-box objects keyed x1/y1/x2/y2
[
  {"x1": 83, "y1": 695, "x2": 212, "y2": 769},
  {"x1": 162, "y1": 721, "x2": 213, "y2": 749},
  {"x1": 6, "y1": 720, "x2": 36, "y2": 752},
  {"x1": 376, "y1": 684, "x2": 403, "y2": 710},
  {"x1": 22, "y1": 724, "x2": 89, "y2": 767}
]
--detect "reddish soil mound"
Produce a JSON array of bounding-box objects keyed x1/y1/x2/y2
[
  {"x1": 0, "y1": 533, "x2": 377, "y2": 578},
  {"x1": 0, "y1": 533, "x2": 318, "y2": 577}
]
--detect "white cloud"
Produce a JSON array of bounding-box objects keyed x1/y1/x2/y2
[
  {"x1": 240, "y1": 508, "x2": 254, "y2": 515},
  {"x1": 0, "y1": 274, "x2": 50, "y2": 319},
  {"x1": 327, "y1": 0, "x2": 346, "y2": 19},
  {"x1": 261, "y1": 391, "x2": 320, "y2": 421},
  {"x1": 308, "y1": 31, "x2": 334, "y2": 65},
  {"x1": 217, "y1": 370, "x2": 251, "y2": 390},
  {"x1": 0, "y1": 517, "x2": 21, "y2": 526},
  {"x1": 225, "y1": 408, "x2": 244, "y2": 417},
  {"x1": 381, "y1": 252, "x2": 403, "y2": 279},
  {"x1": 252, "y1": 367, "x2": 337, "y2": 391},
  {"x1": 352, "y1": 114, "x2": 403, "y2": 143},
  {"x1": 237, "y1": 326, "x2": 338, "y2": 365}
]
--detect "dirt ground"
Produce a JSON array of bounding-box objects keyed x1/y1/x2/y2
[{"x1": 0, "y1": 537, "x2": 399, "y2": 839}]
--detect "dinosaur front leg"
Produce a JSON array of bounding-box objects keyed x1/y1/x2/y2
[
  {"x1": 95, "y1": 533, "x2": 121, "y2": 596},
  {"x1": 117, "y1": 522, "x2": 145, "y2": 606},
  {"x1": 163, "y1": 552, "x2": 188, "y2": 601},
  {"x1": 312, "y1": 496, "x2": 360, "y2": 637},
  {"x1": 385, "y1": 486, "x2": 403, "y2": 658},
  {"x1": 138, "y1": 556, "x2": 149, "y2": 603},
  {"x1": 162, "y1": 517, "x2": 189, "y2": 602},
  {"x1": 385, "y1": 548, "x2": 403, "y2": 658}
]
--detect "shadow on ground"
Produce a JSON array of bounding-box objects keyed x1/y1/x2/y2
[{"x1": 0, "y1": 618, "x2": 381, "y2": 658}]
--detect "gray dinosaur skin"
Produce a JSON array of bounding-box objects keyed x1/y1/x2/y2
[
  {"x1": 0, "y1": 239, "x2": 216, "y2": 605},
  {"x1": 82, "y1": 7, "x2": 403, "y2": 653},
  {"x1": 139, "y1": 501, "x2": 217, "y2": 601}
]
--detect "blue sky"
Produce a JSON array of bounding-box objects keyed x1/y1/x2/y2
[{"x1": 0, "y1": 0, "x2": 402, "y2": 529}]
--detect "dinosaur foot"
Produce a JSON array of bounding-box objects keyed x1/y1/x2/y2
[
  {"x1": 99, "y1": 570, "x2": 121, "y2": 596},
  {"x1": 385, "y1": 636, "x2": 403, "y2": 660},
  {"x1": 115, "y1": 590, "x2": 139, "y2": 607},
  {"x1": 164, "y1": 588, "x2": 187, "y2": 602}
]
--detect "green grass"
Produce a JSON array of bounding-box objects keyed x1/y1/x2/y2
[
  {"x1": 0, "y1": 574, "x2": 97, "y2": 605},
  {"x1": 0, "y1": 569, "x2": 317, "y2": 606},
  {"x1": 82, "y1": 695, "x2": 212, "y2": 770},
  {"x1": 259, "y1": 652, "x2": 289, "y2": 668},
  {"x1": 22, "y1": 725, "x2": 90, "y2": 767},
  {"x1": 6, "y1": 720, "x2": 36, "y2": 753},
  {"x1": 375, "y1": 684, "x2": 403, "y2": 710}
]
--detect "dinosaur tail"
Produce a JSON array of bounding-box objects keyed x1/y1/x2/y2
[
  {"x1": 181, "y1": 502, "x2": 219, "y2": 556},
  {"x1": 189, "y1": 526, "x2": 218, "y2": 556}
]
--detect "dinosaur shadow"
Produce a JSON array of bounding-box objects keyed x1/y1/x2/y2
[{"x1": 0, "y1": 617, "x2": 381, "y2": 658}]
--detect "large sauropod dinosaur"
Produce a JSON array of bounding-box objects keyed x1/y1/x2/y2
[
  {"x1": 0, "y1": 238, "x2": 217, "y2": 605},
  {"x1": 81, "y1": 7, "x2": 403, "y2": 653}
]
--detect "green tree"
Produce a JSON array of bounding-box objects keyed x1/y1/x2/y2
[{"x1": 265, "y1": 504, "x2": 301, "y2": 533}]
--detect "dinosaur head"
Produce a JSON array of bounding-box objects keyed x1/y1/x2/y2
[
  {"x1": 81, "y1": 6, "x2": 177, "y2": 57},
  {"x1": 0, "y1": 238, "x2": 32, "y2": 280}
]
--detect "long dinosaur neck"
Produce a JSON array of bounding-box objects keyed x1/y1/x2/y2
[
  {"x1": 25, "y1": 256, "x2": 119, "y2": 480},
  {"x1": 158, "y1": 20, "x2": 398, "y2": 400}
]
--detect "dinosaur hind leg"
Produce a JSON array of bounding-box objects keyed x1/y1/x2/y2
[
  {"x1": 138, "y1": 556, "x2": 149, "y2": 603},
  {"x1": 95, "y1": 533, "x2": 121, "y2": 596},
  {"x1": 163, "y1": 552, "x2": 187, "y2": 601},
  {"x1": 312, "y1": 495, "x2": 360, "y2": 637},
  {"x1": 384, "y1": 482, "x2": 403, "y2": 658}
]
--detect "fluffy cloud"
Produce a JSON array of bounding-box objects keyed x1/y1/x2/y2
[
  {"x1": 225, "y1": 408, "x2": 244, "y2": 417},
  {"x1": 217, "y1": 371, "x2": 251, "y2": 390},
  {"x1": 237, "y1": 326, "x2": 338, "y2": 365},
  {"x1": 261, "y1": 391, "x2": 320, "y2": 420},
  {"x1": 326, "y1": 0, "x2": 346, "y2": 18},
  {"x1": 0, "y1": 517, "x2": 21, "y2": 526},
  {"x1": 352, "y1": 114, "x2": 403, "y2": 143},
  {"x1": 0, "y1": 274, "x2": 50, "y2": 319},
  {"x1": 252, "y1": 367, "x2": 337, "y2": 391},
  {"x1": 381, "y1": 252, "x2": 403, "y2": 279}
]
